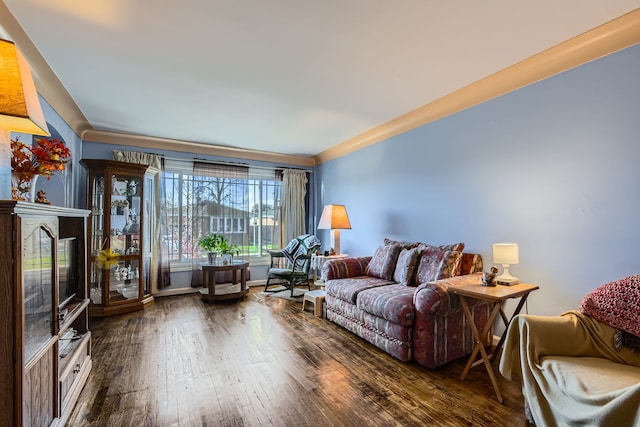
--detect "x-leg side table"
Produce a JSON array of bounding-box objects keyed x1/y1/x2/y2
[{"x1": 450, "y1": 282, "x2": 539, "y2": 403}]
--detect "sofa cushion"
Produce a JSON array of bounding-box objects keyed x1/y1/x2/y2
[
  {"x1": 579, "y1": 274, "x2": 640, "y2": 337},
  {"x1": 460, "y1": 253, "x2": 484, "y2": 275},
  {"x1": 393, "y1": 247, "x2": 421, "y2": 286},
  {"x1": 325, "y1": 276, "x2": 395, "y2": 304},
  {"x1": 365, "y1": 244, "x2": 402, "y2": 280},
  {"x1": 416, "y1": 242, "x2": 465, "y2": 252},
  {"x1": 356, "y1": 284, "x2": 416, "y2": 326},
  {"x1": 384, "y1": 238, "x2": 420, "y2": 249},
  {"x1": 414, "y1": 249, "x2": 462, "y2": 285}
]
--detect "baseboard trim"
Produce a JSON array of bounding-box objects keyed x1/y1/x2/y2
[
  {"x1": 155, "y1": 279, "x2": 267, "y2": 297},
  {"x1": 153, "y1": 287, "x2": 200, "y2": 297}
]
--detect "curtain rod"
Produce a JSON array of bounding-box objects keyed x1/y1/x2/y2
[
  {"x1": 163, "y1": 155, "x2": 311, "y2": 173},
  {"x1": 115, "y1": 149, "x2": 311, "y2": 173}
]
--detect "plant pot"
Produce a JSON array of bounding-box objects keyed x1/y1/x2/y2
[
  {"x1": 222, "y1": 253, "x2": 232, "y2": 265},
  {"x1": 207, "y1": 252, "x2": 218, "y2": 264}
]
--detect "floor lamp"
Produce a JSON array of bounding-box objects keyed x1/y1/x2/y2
[
  {"x1": 0, "y1": 39, "x2": 50, "y2": 200},
  {"x1": 317, "y1": 204, "x2": 351, "y2": 255}
]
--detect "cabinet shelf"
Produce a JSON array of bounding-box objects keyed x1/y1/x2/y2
[
  {"x1": 59, "y1": 331, "x2": 90, "y2": 366},
  {"x1": 59, "y1": 298, "x2": 90, "y2": 335}
]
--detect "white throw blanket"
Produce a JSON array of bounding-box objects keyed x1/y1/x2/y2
[{"x1": 499, "y1": 311, "x2": 640, "y2": 427}]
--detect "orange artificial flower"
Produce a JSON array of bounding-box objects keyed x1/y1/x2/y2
[{"x1": 11, "y1": 137, "x2": 71, "y2": 179}]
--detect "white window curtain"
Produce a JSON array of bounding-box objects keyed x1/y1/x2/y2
[
  {"x1": 281, "y1": 169, "x2": 308, "y2": 245},
  {"x1": 112, "y1": 150, "x2": 169, "y2": 289}
]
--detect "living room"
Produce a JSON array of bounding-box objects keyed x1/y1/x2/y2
[{"x1": 2, "y1": 2, "x2": 640, "y2": 426}]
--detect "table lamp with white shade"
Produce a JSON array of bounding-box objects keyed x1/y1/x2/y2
[
  {"x1": 492, "y1": 243, "x2": 520, "y2": 285},
  {"x1": 0, "y1": 39, "x2": 50, "y2": 199},
  {"x1": 317, "y1": 204, "x2": 351, "y2": 255}
]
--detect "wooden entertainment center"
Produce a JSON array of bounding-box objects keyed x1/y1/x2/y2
[{"x1": 0, "y1": 202, "x2": 91, "y2": 427}]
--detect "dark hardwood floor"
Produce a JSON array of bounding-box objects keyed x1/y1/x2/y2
[{"x1": 66, "y1": 287, "x2": 529, "y2": 427}]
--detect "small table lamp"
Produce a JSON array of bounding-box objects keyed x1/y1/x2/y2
[
  {"x1": 492, "y1": 243, "x2": 520, "y2": 285},
  {"x1": 0, "y1": 39, "x2": 50, "y2": 200},
  {"x1": 317, "y1": 204, "x2": 351, "y2": 255}
]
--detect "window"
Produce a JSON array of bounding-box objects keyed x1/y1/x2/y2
[{"x1": 160, "y1": 160, "x2": 282, "y2": 265}]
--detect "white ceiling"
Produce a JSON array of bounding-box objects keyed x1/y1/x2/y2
[{"x1": 3, "y1": 1, "x2": 639, "y2": 158}]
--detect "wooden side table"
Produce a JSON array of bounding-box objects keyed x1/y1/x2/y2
[
  {"x1": 199, "y1": 260, "x2": 250, "y2": 302},
  {"x1": 449, "y1": 280, "x2": 539, "y2": 403},
  {"x1": 311, "y1": 254, "x2": 348, "y2": 283}
]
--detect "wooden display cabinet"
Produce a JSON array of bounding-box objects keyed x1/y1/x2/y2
[
  {"x1": 0, "y1": 201, "x2": 91, "y2": 427},
  {"x1": 80, "y1": 159, "x2": 155, "y2": 317}
]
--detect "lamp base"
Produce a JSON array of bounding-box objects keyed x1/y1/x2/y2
[
  {"x1": 496, "y1": 264, "x2": 519, "y2": 285},
  {"x1": 496, "y1": 276, "x2": 520, "y2": 286},
  {"x1": 330, "y1": 229, "x2": 342, "y2": 256}
]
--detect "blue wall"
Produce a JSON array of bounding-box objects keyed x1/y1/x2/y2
[{"x1": 315, "y1": 44, "x2": 640, "y2": 316}]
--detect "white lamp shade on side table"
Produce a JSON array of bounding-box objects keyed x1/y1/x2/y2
[{"x1": 492, "y1": 243, "x2": 520, "y2": 285}]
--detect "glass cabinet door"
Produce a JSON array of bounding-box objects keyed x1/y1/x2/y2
[
  {"x1": 22, "y1": 221, "x2": 56, "y2": 363},
  {"x1": 143, "y1": 174, "x2": 153, "y2": 296},
  {"x1": 89, "y1": 173, "x2": 105, "y2": 305},
  {"x1": 107, "y1": 175, "x2": 142, "y2": 305},
  {"x1": 90, "y1": 174, "x2": 105, "y2": 255}
]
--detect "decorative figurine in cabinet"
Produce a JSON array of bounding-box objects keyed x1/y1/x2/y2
[{"x1": 81, "y1": 159, "x2": 156, "y2": 317}]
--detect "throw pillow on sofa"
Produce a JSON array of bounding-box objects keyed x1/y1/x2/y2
[
  {"x1": 393, "y1": 247, "x2": 421, "y2": 286},
  {"x1": 365, "y1": 244, "x2": 402, "y2": 280},
  {"x1": 416, "y1": 242, "x2": 465, "y2": 252},
  {"x1": 414, "y1": 249, "x2": 462, "y2": 285},
  {"x1": 383, "y1": 238, "x2": 420, "y2": 249},
  {"x1": 579, "y1": 274, "x2": 640, "y2": 337},
  {"x1": 383, "y1": 238, "x2": 464, "y2": 253}
]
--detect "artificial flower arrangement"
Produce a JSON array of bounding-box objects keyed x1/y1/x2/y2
[
  {"x1": 11, "y1": 136, "x2": 71, "y2": 200},
  {"x1": 11, "y1": 137, "x2": 71, "y2": 177}
]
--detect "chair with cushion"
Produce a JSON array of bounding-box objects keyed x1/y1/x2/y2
[
  {"x1": 499, "y1": 274, "x2": 640, "y2": 426},
  {"x1": 264, "y1": 234, "x2": 321, "y2": 296}
]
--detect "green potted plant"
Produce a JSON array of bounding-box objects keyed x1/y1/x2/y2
[{"x1": 198, "y1": 233, "x2": 224, "y2": 263}]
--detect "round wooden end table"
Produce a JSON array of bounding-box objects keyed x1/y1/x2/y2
[{"x1": 199, "y1": 260, "x2": 249, "y2": 302}]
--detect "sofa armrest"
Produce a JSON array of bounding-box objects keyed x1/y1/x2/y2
[
  {"x1": 414, "y1": 274, "x2": 489, "y2": 315},
  {"x1": 413, "y1": 282, "x2": 449, "y2": 315},
  {"x1": 323, "y1": 256, "x2": 371, "y2": 280}
]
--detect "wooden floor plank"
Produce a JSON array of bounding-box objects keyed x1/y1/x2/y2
[{"x1": 66, "y1": 287, "x2": 529, "y2": 426}]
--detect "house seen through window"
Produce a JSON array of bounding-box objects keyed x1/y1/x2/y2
[{"x1": 160, "y1": 160, "x2": 282, "y2": 264}]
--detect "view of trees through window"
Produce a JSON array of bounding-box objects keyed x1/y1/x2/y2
[{"x1": 160, "y1": 168, "x2": 282, "y2": 262}]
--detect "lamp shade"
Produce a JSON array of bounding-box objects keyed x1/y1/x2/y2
[
  {"x1": 493, "y1": 243, "x2": 519, "y2": 265},
  {"x1": 1, "y1": 39, "x2": 50, "y2": 200},
  {"x1": 317, "y1": 204, "x2": 351, "y2": 230},
  {"x1": 0, "y1": 39, "x2": 49, "y2": 135}
]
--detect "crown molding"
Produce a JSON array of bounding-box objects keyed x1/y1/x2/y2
[
  {"x1": 313, "y1": 8, "x2": 640, "y2": 165},
  {"x1": 82, "y1": 129, "x2": 316, "y2": 167},
  {"x1": 3, "y1": 3, "x2": 639, "y2": 167}
]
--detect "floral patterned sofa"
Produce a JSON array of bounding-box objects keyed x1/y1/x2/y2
[{"x1": 322, "y1": 239, "x2": 492, "y2": 369}]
